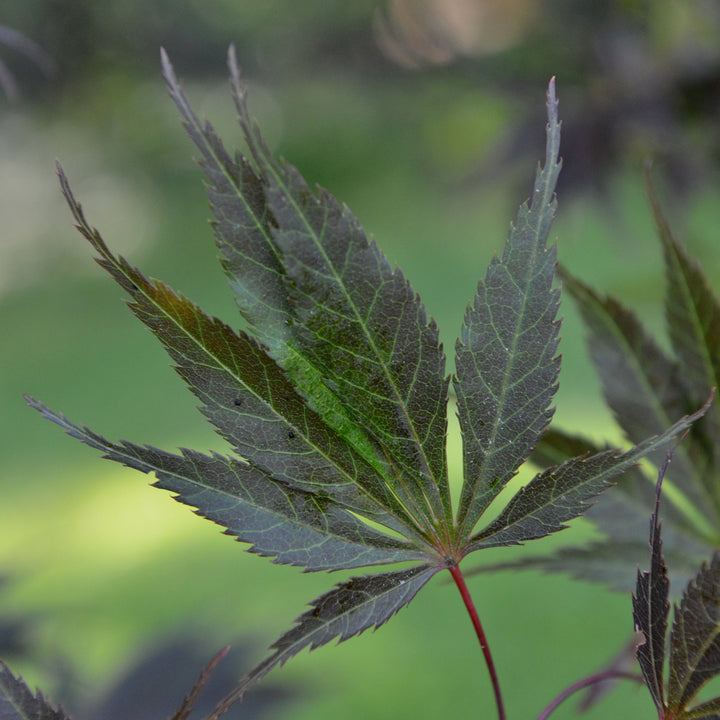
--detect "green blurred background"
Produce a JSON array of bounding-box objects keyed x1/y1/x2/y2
[{"x1": 2, "y1": 1, "x2": 720, "y2": 718}]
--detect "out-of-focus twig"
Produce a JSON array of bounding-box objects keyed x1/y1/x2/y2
[{"x1": 0, "y1": 24, "x2": 57, "y2": 102}]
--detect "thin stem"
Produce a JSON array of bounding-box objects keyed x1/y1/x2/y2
[
  {"x1": 535, "y1": 670, "x2": 644, "y2": 720},
  {"x1": 172, "y1": 646, "x2": 230, "y2": 720},
  {"x1": 449, "y1": 563, "x2": 506, "y2": 720}
]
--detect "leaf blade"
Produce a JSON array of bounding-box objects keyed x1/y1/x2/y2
[
  {"x1": 469, "y1": 400, "x2": 711, "y2": 550},
  {"x1": 649, "y1": 173, "x2": 720, "y2": 404},
  {"x1": 161, "y1": 47, "x2": 291, "y2": 349},
  {"x1": 56, "y1": 165, "x2": 427, "y2": 538},
  {"x1": 559, "y1": 266, "x2": 717, "y2": 525},
  {"x1": 26, "y1": 397, "x2": 427, "y2": 572},
  {"x1": 162, "y1": 49, "x2": 411, "y2": 511},
  {"x1": 208, "y1": 564, "x2": 439, "y2": 716},
  {"x1": 679, "y1": 695, "x2": 720, "y2": 719},
  {"x1": 648, "y1": 174, "x2": 720, "y2": 513},
  {"x1": 632, "y1": 456, "x2": 670, "y2": 715},
  {"x1": 454, "y1": 78, "x2": 562, "y2": 536},
  {"x1": 222, "y1": 56, "x2": 452, "y2": 532}
]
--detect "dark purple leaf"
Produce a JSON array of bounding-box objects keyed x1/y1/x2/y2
[
  {"x1": 558, "y1": 268, "x2": 713, "y2": 521},
  {"x1": 31, "y1": 53, "x2": 715, "y2": 711},
  {"x1": 633, "y1": 455, "x2": 671, "y2": 716},
  {"x1": 649, "y1": 172, "x2": 720, "y2": 510},
  {"x1": 668, "y1": 553, "x2": 720, "y2": 713},
  {"x1": 0, "y1": 662, "x2": 69, "y2": 720},
  {"x1": 649, "y1": 173, "x2": 720, "y2": 408}
]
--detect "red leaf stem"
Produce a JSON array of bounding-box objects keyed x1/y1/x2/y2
[{"x1": 449, "y1": 563, "x2": 506, "y2": 720}]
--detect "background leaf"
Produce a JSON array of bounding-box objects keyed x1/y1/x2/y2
[
  {"x1": 668, "y1": 553, "x2": 720, "y2": 713},
  {"x1": 558, "y1": 267, "x2": 714, "y2": 524},
  {"x1": 0, "y1": 662, "x2": 69, "y2": 720},
  {"x1": 651, "y1": 176, "x2": 720, "y2": 409},
  {"x1": 649, "y1": 175, "x2": 720, "y2": 514}
]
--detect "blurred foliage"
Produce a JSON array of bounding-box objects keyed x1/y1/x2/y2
[
  {"x1": 377, "y1": 0, "x2": 720, "y2": 196},
  {"x1": 3, "y1": 0, "x2": 720, "y2": 195},
  {"x1": 3, "y1": 1, "x2": 720, "y2": 719}
]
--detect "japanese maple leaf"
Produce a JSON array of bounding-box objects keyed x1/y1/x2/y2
[{"x1": 24, "y1": 51, "x2": 708, "y2": 719}]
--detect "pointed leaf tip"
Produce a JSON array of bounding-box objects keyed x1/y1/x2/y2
[
  {"x1": 454, "y1": 75, "x2": 562, "y2": 535},
  {"x1": 0, "y1": 661, "x2": 70, "y2": 720},
  {"x1": 160, "y1": 47, "x2": 171, "y2": 75},
  {"x1": 227, "y1": 44, "x2": 245, "y2": 107},
  {"x1": 160, "y1": 47, "x2": 179, "y2": 89}
]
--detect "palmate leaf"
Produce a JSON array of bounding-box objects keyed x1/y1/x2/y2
[
  {"x1": 0, "y1": 663, "x2": 70, "y2": 720},
  {"x1": 26, "y1": 51, "x2": 711, "y2": 714}
]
